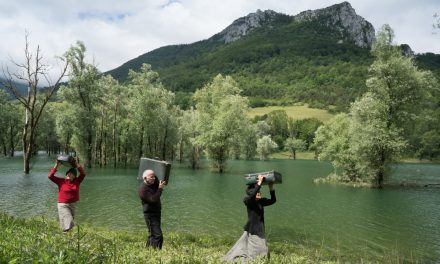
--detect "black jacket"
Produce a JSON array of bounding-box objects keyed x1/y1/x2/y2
[
  {"x1": 138, "y1": 178, "x2": 162, "y2": 214},
  {"x1": 243, "y1": 184, "x2": 276, "y2": 237}
]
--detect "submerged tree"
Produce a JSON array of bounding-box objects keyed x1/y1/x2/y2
[
  {"x1": 127, "y1": 64, "x2": 179, "y2": 161},
  {"x1": 58, "y1": 41, "x2": 101, "y2": 167},
  {"x1": 1, "y1": 33, "x2": 68, "y2": 173},
  {"x1": 177, "y1": 108, "x2": 201, "y2": 169},
  {"x1": 193, "y1": 74, "x2": 250, "y2": 172},
  {"x1": 52, "y1": 101, "x2": 76, "y2": 155},
  {"x1": 0, "y1": 91, "x2": 22, "y2": 157},
  {"x1": 365, "y1": 25, "x2": 437, "y2": 186},
  {"x1": 349, "y1": 92, "x2": 407, "y2": 185},
  {"x1": 94, "y1": 75, "x2": 126, "y2": 167},
  {"x1": 315, "y1": 25, "x2": 437, "y2": 187},
  {"x1": 314, "y1": 113, "x2": 358, "y2": 181}
]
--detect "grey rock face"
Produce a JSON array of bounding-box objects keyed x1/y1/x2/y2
[
  {"x1": 215, "y1": 2, "x2": 375, "y2": 48},
  {"x1": 400, "y1": 44, "x2": 414, "y2": 57},
  {"x1": 217, "y1": 9, "x2": 279, "y2": 43},
  {"x1": 293, "y1": 2, "x2": 375, "y2": 48}
]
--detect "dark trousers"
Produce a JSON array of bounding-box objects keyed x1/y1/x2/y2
[{"x1": 144, "y1": 213, "x2": 163, "y2": 249}]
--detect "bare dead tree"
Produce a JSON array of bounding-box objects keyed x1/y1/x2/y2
[{"x1": 1, "y1": 33, "x2": 68, "y2": 173}]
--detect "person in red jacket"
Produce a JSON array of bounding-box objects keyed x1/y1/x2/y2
[{"x1": 48, "y1": 158, "x2": 86, "y2": 232}]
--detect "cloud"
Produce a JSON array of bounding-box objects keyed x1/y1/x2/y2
[
  {"x1": 1, "y1": 0, "x2": 439, "y2": 85},
  {"x1": 78, "y1": 11, "x2": 129, "y2": 22}
]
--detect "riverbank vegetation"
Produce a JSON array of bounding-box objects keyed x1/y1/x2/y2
[{"x1": 0, "y1": 213, "x2": 419, "y2": 263}]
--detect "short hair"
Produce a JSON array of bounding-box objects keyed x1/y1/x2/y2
[{"x1": 142, "y1": 169, "x2": 155, "y2": 179}]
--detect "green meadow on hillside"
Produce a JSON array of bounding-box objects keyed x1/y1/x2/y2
[{"x1": 247, "y1": 105, "x2": 335, "y2": 123}]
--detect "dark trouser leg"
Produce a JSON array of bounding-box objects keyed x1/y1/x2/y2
[{"x1": 144, "y1": 213, "x2": 163, "y2": 249}]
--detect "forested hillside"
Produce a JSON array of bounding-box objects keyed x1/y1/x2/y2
[{"x1": 106, "y1": 2, "x2": 439, "y2": 111}]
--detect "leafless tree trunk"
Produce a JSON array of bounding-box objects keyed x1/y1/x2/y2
[{"x1": 1, "y1": 33, "x2": 68, "y2": 173}]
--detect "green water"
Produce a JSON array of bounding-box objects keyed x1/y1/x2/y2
[{"x1": 1, "y1": 155, "x2": 439, "y2": 261}]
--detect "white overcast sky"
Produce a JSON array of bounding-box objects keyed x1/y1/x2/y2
[{"x1": 1, "y1": 0, "x2": 439, "y2": 82}]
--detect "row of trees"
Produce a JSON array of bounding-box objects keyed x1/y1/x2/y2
[
  {"x1": 0, "y1": 90, "x2": 21, "y2": 157},
  {"x1": 1, "y1": 38, "x2": 320, "y2": 173}
]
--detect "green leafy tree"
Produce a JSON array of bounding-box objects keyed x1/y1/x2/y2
[
  {"x1": 314, "y1": 114, "x2": 358, "y2": 181},
  {"x1": 365, "y1": 25, "x2": 437, "y2": 186},
  {"x1": 94, "y1": 75, "x2": 127, "y2": 167},
  {"x1": 127, "y1": 64, "x2": 179, "y2": 161},
  {"x1": 0, "y1": 90, "x2": 9, "y2": 155},
  {"x1": 193, "y1": 74, "x2": 249, "y2": 172},
  {"x1": 418, "y1": 130, "x2": 440, "y2": 160},
  {"x1": 315, "y1": 25, "x2": 438, "y2": 187},
  {"x1": 255, "y1": 120, "x2": 270, "y2": 138},
  {"x1": 256, "y1": 135, "x2": 278, "y2": 161},
  {"x1": 284, "y1": 137, "x2": 306, "y2": 160},
  {"x1": 349, "y1": 92, "x2": 407, "y2": 185},
  {"x1": 35, "y1": 103, "x2": 60, "y2": 156},
  {"x1": 238, "y1": 119, "x2": 258, "y2": 160},
  {"x1": 265, "y1": 110, "x2": 289, "y2": 149},
  {"x1": 177, "y1": 107, "x2": 201, "y2": 169},
  {"x1": 288, "y1": 117, "x2": 323, "y2": 149},
  {"x1": 416, "y1": 106, "x2": 440, "y2": 160},
  {"x1": 52, "y1": 101, "x2": 76, "y2": 154},
  {"x1": 59, "y1": 41, "x2": 101, "y2": 167},
  {"x1": 0, "y1": 91, "x2": 22, "y2": 156}
]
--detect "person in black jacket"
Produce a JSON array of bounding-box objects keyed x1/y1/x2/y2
[
  {"x1": 223, "y1": 175, "x2": 276, "y2": 261},
  {"x1": 138, "y1": 169, "x2": 166, "y2": 249}
]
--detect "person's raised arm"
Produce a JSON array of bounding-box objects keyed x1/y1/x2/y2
[
  {"x1": 262, "y1": 182, "x2": 276, "y2": 206},
  {"x1": 74, "y1": 158, "x2": 86, "y2": 183},
  {"x1": 48, "y1": 160, "x2": 62, "y2": 183},
  {"x1": 244, "y1": 175, "x2": 264, "y2": 204}
]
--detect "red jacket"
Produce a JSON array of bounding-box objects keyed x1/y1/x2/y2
[{"x1": 48, "y1": 166, "x2": 86, "y2": 203}]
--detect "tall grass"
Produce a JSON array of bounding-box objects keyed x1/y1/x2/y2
[{"x1": 0, "y1": 213, "x2": 420, "y2": 263}]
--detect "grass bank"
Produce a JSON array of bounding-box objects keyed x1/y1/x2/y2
[
  {"x1": 0, "y1": 213, "x2": 331, "y2": 263},
  {"x1": 0, "y1": 213, "x2": 416, "y2": 263}
]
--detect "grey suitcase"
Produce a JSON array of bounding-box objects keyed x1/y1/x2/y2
[
  {"x1": 244, "y1": 170, "x2": 282, "y2": 185},
  {"x1": 138, "y1": 158, "x2": 171, "y2": 184},
  {"x1": 57, "y1": 155, "x2": 75, "y2": 167}
]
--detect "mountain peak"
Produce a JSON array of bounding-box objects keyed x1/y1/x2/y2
[
  {"x1": 294, "y1": 1, "x2": 375, "y2": 48},
  {"x1": 213, "y1": 2, "x2": 375, "y2": 48},
  {"x1": 214, "y1": 9, "x2": 282, "y2": 43}
]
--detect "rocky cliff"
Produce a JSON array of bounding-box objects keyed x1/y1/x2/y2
[
  {"x1": 294, "y1": 1, "x2": 375, "y2": 48},
  {"x1": 215, "y1": 9, "x2": 280, "y2": 43},
  {"x1": 215, "y1": 1, "x2": 375, "y2": 48}
]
